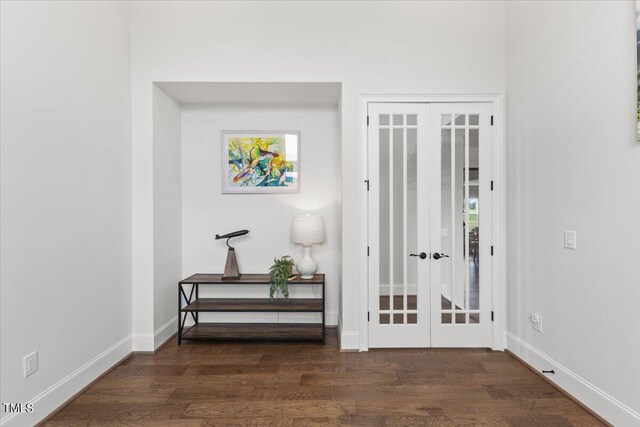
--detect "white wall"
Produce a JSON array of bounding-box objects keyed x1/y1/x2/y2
[
  {"x1": 181, "y1": 104, "x2": 340, "y2": 324},
  {"x1": 3, "y1": 1, "x2": 638, "y2": 424},
  {"x1": 151, "y1": 86, "x2": 182, "y2": 349},
  {"x1": 131, "y1": 0, "x2": 506, "y2": 349},
  {"x1": 506, "y1": 1, "x2": 640, "y2": 424},
  {"x1": 0, "y1": 1, "x2": 132, "y2": 425}
]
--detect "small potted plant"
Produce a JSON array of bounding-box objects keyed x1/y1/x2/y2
[{"x1": 269, "y1": 255, "x2": 295, "y2": 301}]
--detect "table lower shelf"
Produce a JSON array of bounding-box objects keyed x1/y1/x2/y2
[
  {"x1": 181, "y1": 298, "x2": 322, "y2": 312},
  {"x1": 180, "y1": 323, "x2": 324, "y2": 342}
]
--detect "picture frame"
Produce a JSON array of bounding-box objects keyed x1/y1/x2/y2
[{"x1": 221, "y1": 130, "x2": 301, "y2": 194}]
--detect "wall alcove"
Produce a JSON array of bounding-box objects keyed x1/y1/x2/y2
[{"x1": 152, "y1": 82, "x2": 342, "y2": 345}]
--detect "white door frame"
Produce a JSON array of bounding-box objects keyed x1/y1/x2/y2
[{"x1": 358, "y1": 93, "x2": 506, "y2": 352}]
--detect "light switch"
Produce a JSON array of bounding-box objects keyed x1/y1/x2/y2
[
  {"x1": 564, "y1": 230, "x2": 576, "y2": 250},
  {"x1": 531, "y1": 313, "x2": 543, "y2": 333},
  {"x1": 23, "y1": 351, "x2": 38, "y2": 378}
]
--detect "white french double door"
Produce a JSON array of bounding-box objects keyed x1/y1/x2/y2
[{"x1": 368, "y1": 102, "x2": 493, "y2": 348}]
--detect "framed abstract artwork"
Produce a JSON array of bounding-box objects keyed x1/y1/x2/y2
[{"x1": 221, "y1": 130, "x2": 301, "y2": 194}]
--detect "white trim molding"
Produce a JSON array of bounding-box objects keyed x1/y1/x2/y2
[
  {"x1": 340, "y1": 331, "x2": 360, "y2": 351},
  {"x1": 0, "y1": 335, "x2": 132, "y2": 427},
  {"x1": 133, "y1": 316, "x2": 179, "y2": 352},
  {"x1": 506, "y1": 332, "x2": 640, "y2": 426},
  {"x1": 132, "y1": 331, "x2": 155, "y2": 352},
  {"x1": 338, "y1": 314, "x2": 359, "y2": 351},
  {"x1": 154, "y1": 316, "x2": 178, "y2": 350}
]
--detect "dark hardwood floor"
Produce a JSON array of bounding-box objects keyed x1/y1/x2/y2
[{"x1": 44, "y1": 330, "x2": 604, "y2": 426}]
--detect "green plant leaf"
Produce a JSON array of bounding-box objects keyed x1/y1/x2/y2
[{"x1": 268, "y1": 255, "x2": 293, "y2": 300}]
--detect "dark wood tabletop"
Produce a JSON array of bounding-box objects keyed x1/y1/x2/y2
[{"x1": 179, "y1": 273, "x2": 325, "y2": 285}]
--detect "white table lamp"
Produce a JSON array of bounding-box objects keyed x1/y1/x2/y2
[{"x1": 291, "y1": 214, "x2": 325, "y2": 279}]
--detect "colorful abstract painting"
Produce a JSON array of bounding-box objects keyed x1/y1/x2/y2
[{"x1": 221, "y1": 131, "x2": 300, "y2": 193}]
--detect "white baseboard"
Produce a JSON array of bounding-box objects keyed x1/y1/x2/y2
[
  {"x1": 339, "y1": 330, "x2": 360, "y2": 350},
  {"x1": 153, "y1": 316, "x2": 178, "y2": 350},
  {"x1": 131, "y1": 331, "x2": 154, "y2": 351},
  {"x1": 0, "y1": 335, "x2": 132, "y2": 427},
  {"x1": 506, "y1": 332, "x2": 640, "y2": 426},
  {"x1": 132, "y1": 316, "x2": 179, "y2": 352},
  {"x1": 337, "y1": 314, "x2": 359, "y2": 351}
]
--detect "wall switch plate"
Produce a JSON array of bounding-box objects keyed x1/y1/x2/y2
[
  {"x1": 531, "y1": 313, "x2": 543, "y2": 333},
  {"x1": 23, "y1": 351, "x2": 38, "y2": 378},
  {"x1": 564, "y1": 230, "x2": 577, "y2": 249}
]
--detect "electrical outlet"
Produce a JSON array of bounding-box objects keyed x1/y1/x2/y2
[
  {"x1": 531, "y1": 313, "x2": 543, "y2": 333},
  {"x1": 23, "y1": 351, "x2": 38, "y2": 378}
]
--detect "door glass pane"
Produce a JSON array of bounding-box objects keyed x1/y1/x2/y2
[
  {"x1": 454, "y1": 126, "x2": 466, "y2": 324},
  {"x1": 379, "y1": 295, "x2": 390, "y2": 310},
  {"x1": 440, "y1": 128, "x2": 452, "y2": 313},
  {"x1": 380, "y1": 114, "x2": 390, "y2": 126},
  {"x1": 458, "y1": 129, "x2": 469, "y2": 323},
  {"x1": 469, "y1": 128, "x2": 480, "y2": 311},
  {"x1": 407, "y1": 128, "x2": 418, "y2": 312},
  {"x1": 439, "y1": 114, "x2": 482, "y2": 326},
  {"x1": 378, "y1": 114, "x2": 418, "y2": 326},
  {"x1": 392, "y1": 128, "x2": 404, "y2": 315},
  {"x1": 379, "y1": 128, "x2": 390, "y2": 320}
]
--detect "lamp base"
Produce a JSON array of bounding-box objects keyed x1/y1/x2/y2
[{"x1": 296, "y1": 244, "x2": 317, "y2": 279}]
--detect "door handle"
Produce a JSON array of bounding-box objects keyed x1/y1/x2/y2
[
  {"x1": 410, "y1": 252, "x2": 428, "y2": 260},
  {"x1": 432, "y1": 253, "x2": 450, "y2": 260}
]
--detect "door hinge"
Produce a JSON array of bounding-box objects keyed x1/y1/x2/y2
[
  {"x1": 491, "y1": 311, "x2": 494, "y2": 322},
  {"x1": 491, "y1": 246, "x2": 494, "y2": 256},
  {"x1": 367, "y1": 115, "x2": 370, "y2": 126},
  {"x1": 364, "y1": 179, "x2": 370, "y2": 191},
  {"x1": 490, "y1": 115, "x2": 494, "y2": 126},
  {"x1": 368, "y1": 312, "x2": 370, "y2": 322},
  {"x1": 367, "y1": 246, "x2": 370, "y2": 256},
  {"x1": 491, "y1": 180, "x2": 494, "y2": 191}
]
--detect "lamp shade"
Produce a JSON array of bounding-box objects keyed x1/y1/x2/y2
[{"x1": 291, "y1": 215, "x2": 325, "y2": 244}]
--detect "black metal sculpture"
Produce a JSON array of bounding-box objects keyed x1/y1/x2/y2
[{"x1": 215, "y1": 229, "x2": 249, "y2": 280}]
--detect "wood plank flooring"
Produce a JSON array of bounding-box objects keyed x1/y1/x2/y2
[{"x1": 44, "y1": 330, "x2": 604, "y2": 426}]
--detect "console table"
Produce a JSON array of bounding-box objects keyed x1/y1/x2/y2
[{"x1": 178, "y1": 273, "x2": 325, "y2": 345}]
